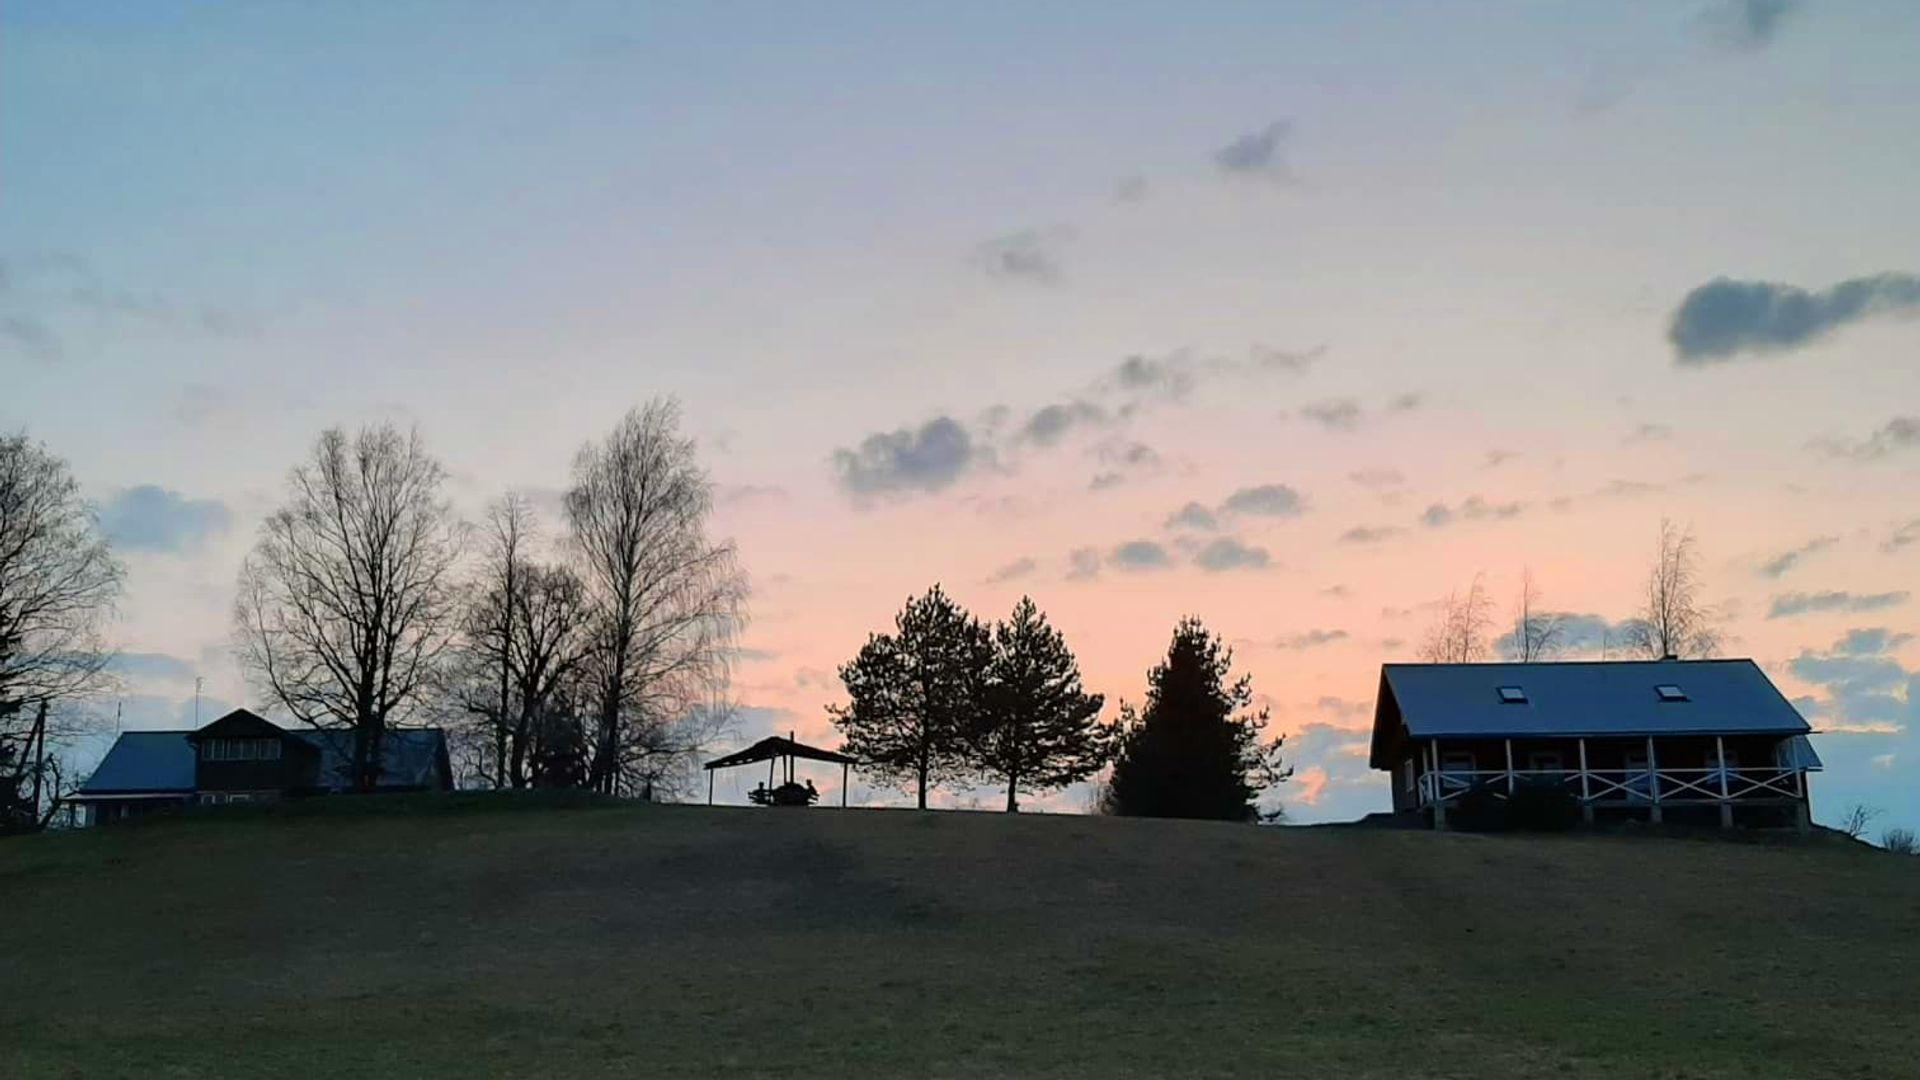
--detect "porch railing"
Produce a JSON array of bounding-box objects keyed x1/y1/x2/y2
[{"x1": 1418, "y1": 766, "x2": 1805, "y2": 808}]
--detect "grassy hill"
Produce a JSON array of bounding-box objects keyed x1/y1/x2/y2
[{"x1": 3, "y1": 799, "x2": 1917, "y2": 1079}]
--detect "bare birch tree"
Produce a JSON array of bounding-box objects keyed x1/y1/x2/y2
[
  {"x1": 1621, "y1": 519, "x2": 1720, "y2": 659},
  {"x1": 566, "y1": 400, "x2": 745, "y2": 797},
  {"x1": 1505, "y1": 568, "x2": 1565, "y2": 662},
  {"x1": 0, "y1": 434, "x2": 122, "y2": 832},
  {"x1": 450, "y1": 496, "x2": 591, "y2": 789},
  {"x1": 234, "y1": 425, "x2": 464, "y2": 792},
  {"x1": 458, "y1": 494, "x2": 533, "y2": 787},
  {"x1": 1419, "y1": 574, "x2": 1493, "y2": 663}
]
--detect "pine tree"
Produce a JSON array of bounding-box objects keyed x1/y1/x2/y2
[
  {"x1": 1106, "y1": 617, "x2": 1289, "y2": 821},
  {"x1": 829, "y1": 585, "x2": 991, "y2": 809},
  {"x1": 976, "y1": 597, "x2": 1111, "y2": 812}
]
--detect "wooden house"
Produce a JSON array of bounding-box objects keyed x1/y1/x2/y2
[
  {"x1": 1368, "y1": 659, "x2": 1821, "y2": 829},
  {"x1": 70, "y1": 708, "x2": 452, "y2": 826}
]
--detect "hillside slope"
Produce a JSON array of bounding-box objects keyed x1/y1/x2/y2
[{"x1": 3, "y1": 802, "x2": 1916, "y2": 1079}]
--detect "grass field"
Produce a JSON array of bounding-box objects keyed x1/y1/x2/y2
[{"x1": 3, "y1": 798, "x2": 1917, "y2": 1079}]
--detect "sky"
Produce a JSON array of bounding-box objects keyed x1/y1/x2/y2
[{"x1": 4, "y1": 1, "x2": 1918, "y2": 829}]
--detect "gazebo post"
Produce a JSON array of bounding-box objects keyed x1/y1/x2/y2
[
  {"x1": 707, "y1": 769, "x2": 714, "y2": 806},
  {"x1": 841, "y1": 762, "x2": 848, "y2": 807}
]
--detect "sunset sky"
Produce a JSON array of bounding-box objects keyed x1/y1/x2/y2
[{"x1": 5, "y1": 1, "x2": 1917, "y2": 827}]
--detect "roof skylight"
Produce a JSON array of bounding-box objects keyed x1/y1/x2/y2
[
  {"x1": 1497, "y1": 685, "x2": 1528, "y2": 704},
  {"x1": 1655, "y1": 684, "x2": 1688, "y2": 702}
]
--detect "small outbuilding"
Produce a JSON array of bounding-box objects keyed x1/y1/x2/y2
[
  {"x1": 703, "y1": 732, "x2": 858, "y2": 807},
  {"x1": 1369, "y1": 659, "x2": 1820, "y2": 830}
]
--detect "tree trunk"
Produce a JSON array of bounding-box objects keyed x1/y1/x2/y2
[
  {"x1": 29, "y1": 702, "x2": 47, "y2": 826},
  {"x1": 916, "y1": 760, "x2": 928, "y2": 810},
  {"x1": 509, "y1": 708, "x2": 530, "y2": 789},
  {"x1": 351, "y1": 724, "x2": 372, "y2": 793},
  {"x1": 1005, "y1": 771, "x2": 1018, "y2": 813}
]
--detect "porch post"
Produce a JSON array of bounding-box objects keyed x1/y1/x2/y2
[
  {"x1": 1504, "y1": 738, "x2": 1515, "y2": 795},
  {"x1": 841, "y1": 762, "x2": 848, "y2": 807},
  {"x1": 707, "y1": 769, "x2": 714, "y2": 806},
  {"x1": 1578, "y1": 737, "x2": 1593, "y2": 824},
  {"x1": 1646, "y1": 735, "x2": 1663, "y2": 825},
  {"x1": 1715, "y1": 735, "x2": 1732, "y2": 828},
  {"x1": 1794, "y1": 764, "x2": 1811, "y2": 834},
  {"x1": 1430, "y1": 739, "x2": 1446, "y2": 831}
]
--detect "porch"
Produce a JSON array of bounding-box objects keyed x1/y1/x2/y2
[{"x1": 1407, "y1": 734, "x2": 1815, "y2": 830}]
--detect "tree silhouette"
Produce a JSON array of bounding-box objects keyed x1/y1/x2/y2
[
  {"x1": 1621, "y1": 519, "x2": 1720, "y2": 659},
  {"x1": 0, "y1": 434, "x2": 122, "y2": 832},
  {"x1": 1504, "y1": 568, "x2": 1566, "y2": 662},
  {"x1": 829, "y1": 585, "x2": 989, "y2": 809},
  {"x1": 975, "y1": 596, "x2": 1111, "y2": 812},
  {"x1": 1106, "y1": 617, "x2": 1288, "y2": 821},
  {"x1": 235, "y1": 424, "x2": 462, "y2": 792},
  {"x1": 1419, "y1": 574, "x2": 1493, "y2": 663},
  {"x1": 566, "y1": 400, "x2": 745, "y2": 797}
]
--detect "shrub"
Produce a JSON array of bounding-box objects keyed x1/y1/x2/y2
[
  {"x1": 1447, "y1": 779, "x2": 1580, "y2": 832},
  {"x1": 1505, "y1": 780, "x2": 1581, "y2": 831},
  {"x1": 1882, "y1": 827, "x2": 1918, "y2": 855}
]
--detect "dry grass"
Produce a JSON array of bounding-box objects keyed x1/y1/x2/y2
[{"x1": 3, "y1": 798, "x2": 1917, "y2": 1079}]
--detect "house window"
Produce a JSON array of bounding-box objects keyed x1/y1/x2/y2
[
  {"x1": 1438, "y1": 751, "x2": 1478, "y2": 790},
  {"x1": 202, "y1": 738, "x2": 283, "y2": 762},
  {"x1": 1525, "y1": 751, "x2": 1563, "y2": 773},
  {"x1": 1655, "y1": 684, "x2": 1688, "y2": 702},
  {"x1": 1497, "y1": 686, "x2": 1528, "y2": 704}
]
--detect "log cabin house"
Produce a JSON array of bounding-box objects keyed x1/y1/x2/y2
[
  {"x1": 70, "y1": 708, "x2": 452, "y2": 826},
  {"x1": 1369, "y1": 659, "x2": 1821, "y2": 830}
]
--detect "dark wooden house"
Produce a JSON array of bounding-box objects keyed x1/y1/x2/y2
[
  {"x1": 71, "y1": 708, "x2": 452, "y2": 826},
  {"x1": 1369, "y1": 659, "x2": 1821, "y2": 829}
]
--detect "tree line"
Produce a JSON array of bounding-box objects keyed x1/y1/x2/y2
[
  {"x1": 234, "y1": 399, "x2": 746, "y2": 800},
  {"x1": 1419, "y1": 520, "x2": 1722, "y2": 664},
  {"x1": 830, "y1": 586, "x2": 1289, "y2": 820},
  {"x1": 1, "y1": 398, "x2": 744, "y2": 833},
  {"x1": 0, "y1": 405, "x2": 1722, "y2": 834}
]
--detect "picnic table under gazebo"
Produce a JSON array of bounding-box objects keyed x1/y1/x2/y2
[{"x1": 703, "y1": 732, "x2": 860, "y2": 807}]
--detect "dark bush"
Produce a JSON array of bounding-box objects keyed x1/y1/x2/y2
[
  {"x1": 1447, "y1": 779, "x2": 1580, "y2": 832},
  {"x1": 1448, "y1": 781, "x2": 1507, "y2": 832},
  {"x1": 1505, "y1": 780, "x2": 1581, "y2": 831}
]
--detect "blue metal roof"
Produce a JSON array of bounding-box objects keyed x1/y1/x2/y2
[
  {"x1": 1380, "y1": 659, "x2": 1811, "y2": 739},
  {"x1": 76, "y1": 721, "x2": 450, "y2": 795},
  {"x1": 78, "y1": 731, "x2": 198, "y2": 794}
]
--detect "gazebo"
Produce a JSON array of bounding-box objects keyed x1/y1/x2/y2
[{"x1": 703, "y1": 731, "x2": 859, "y2": 807}]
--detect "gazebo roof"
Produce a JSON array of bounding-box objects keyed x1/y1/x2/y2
[{"x1": 704, "y1": 735, "x2": 859, "y2": 771}]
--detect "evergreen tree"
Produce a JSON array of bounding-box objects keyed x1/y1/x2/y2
[
  {"x1": 976, "y1": 597, "x2": 1111, "y2": 812},
  {"x1": 1106, "y1": 617, "x2": 1289, "y2": 821},
  {"x1": 829, "y1": 585, "x2": 991, "y2": 808}
]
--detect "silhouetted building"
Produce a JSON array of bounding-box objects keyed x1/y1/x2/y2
[
  {"x1": 1369, "y1": 659, "x2": 1820, "y2": 830},
  {"x1": 70, "y1": 708, "x2": 452, "y2": 826}
]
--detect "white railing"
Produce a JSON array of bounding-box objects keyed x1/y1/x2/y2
[{"x1": 1420, "y1": 766, "x2": 1804, "y2": 807}]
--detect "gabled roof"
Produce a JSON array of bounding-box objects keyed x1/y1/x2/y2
[
  {"x1": 76, "y1": 731, "x2": 198, "y2": 795},
  {"x1": 705, "y1": 735, "x2": 858, "y2": 771},
  {"x1": 76, "y1": 719, "x2": 452, "y2": 796},
  {"x1": 184, "y1": 708, "x2": 287, "y2": 742},
  {"x1": 1371, "y1": 659, "x2": 1811, "y2": 767}
]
